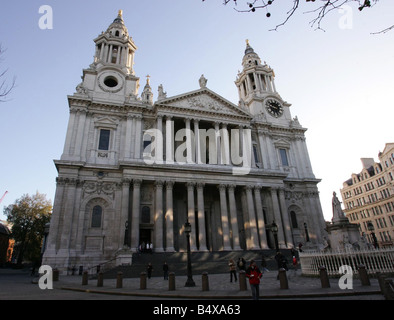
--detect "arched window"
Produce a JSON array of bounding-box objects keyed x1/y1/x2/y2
[
  {"x1": 91, "y1": 205, "x2": 102, "y2": 228},
  {"x1": 141, "y1": 206, "x2": 150, "y2": 223},
  {"x1": 290, "y1": 211, "x2": 298, "y2": 229}
]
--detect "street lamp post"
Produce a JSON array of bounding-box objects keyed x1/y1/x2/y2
[
  {"x1": 270, "y1": 221, "x2": 279, "y2": 252},
  {"x1": 184, "y1": 221, "x2": 195, "y2": 287},
  {"x1": 367, "y1": 221, "x2": 379, "y2": 249}
]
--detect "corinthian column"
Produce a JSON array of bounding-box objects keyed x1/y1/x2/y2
[
  {"x1": 196, "y1": 183, "x2": 208, "y2": 251},
  {"x1": 218, "y1": 184, "x2": 232, "y2": 250},
  {"x1": 154, "y1": 180, "x2": 164, "y2": 252},
  {"x1": 131, "y1": 179, "x2": 142, "y2": 250},
  {"x1": 245, "y1": 185, "x2": 260, "y2": 250},
  {"x1": 165, "y1": 181, "x2": 175, "y2": 252},
  {"x1": 186, "y1": 182, "x2": 197, "y2": 250},
  {"x1": 228, "y1": 185, "x2": 241, "y2": 250}
]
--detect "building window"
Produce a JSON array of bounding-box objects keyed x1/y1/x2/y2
[
  {"x1": 279, "y1": 148, "x2": 289, "y2": 166},
  {"x1": 98, "y1": 129, "x2": 111, "y2": 150},
  {"x1": 91, "y1": 205, "x2": 103, "y2": 228},
  {"x1": 141, "y1": 206, "x2": 150, "y2": 223},
  {"x1": 290, "y1": 211, "x2": 298, "y2": 229}
]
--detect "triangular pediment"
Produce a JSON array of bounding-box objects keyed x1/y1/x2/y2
[{"x1": 155, "y1": 88, "x2": 251, "y2": 119}]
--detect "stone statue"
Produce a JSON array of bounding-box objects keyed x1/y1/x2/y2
[
  {"x1": 199, "y1": 74, "x2": 207, "y2": 88},
  {"x1": 332, "y1": 191, "x2": 345, "y2": 222},
  {"x1": 158, "y1": 84, "x2": 167, "y2": 100}
]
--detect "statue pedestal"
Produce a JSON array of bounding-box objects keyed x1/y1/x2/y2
[
  {"x1": 326, "y1": 217, "x2": 361, "y2": 251},
  {"x1": 115, "y1": 247, "x2": 133, "y2": 266}
]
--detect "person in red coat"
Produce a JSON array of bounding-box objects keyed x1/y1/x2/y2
[{"x1": 246, "y1": 261, "x2": 263, "y2": 300}]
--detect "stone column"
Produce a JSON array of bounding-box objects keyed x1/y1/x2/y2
[
  {"x1": 228, "y1": 185, "x2": 241, "y2": 250},
  {"x1": 254, "y1": 186, "x2": 268, "y2": 249},
  {"x1": 214, "y1": 122, "x2": 221, "y2": 164},
  {"x1": 166, "y1": 116, "x2": 174, "y2": 164},
  {"x1": 134, "y1": 116, "x2": 142, "y2": 159},
  {"x1": 185, "y1": 118, "x2": 193, "y2": 163},
  {"x1": 123, "y1": 114, "x2": 133, "y2": 160},
  {"x1": 218, "y1": 184, "x2": 232, "y2": 250},
  {"x1": 278, "y1": 188, "x2": 293, "y2": 248},
  {"x1": 245, "y1": 185, "x2": 260, "y2": 250},
  {"x1": 196, "y1": 183, "x2": 208, "y2": 251},
  {"x1": 156, "y1": 115, "x2": 163, "y2": 163},
  {"x1": 131, "y1": 179, "x2": 142, "y2": 250},
  {"x1": 270, "y1": 188, "x2": 286, "y2": 248},
  {"x1": 194, "y1": 119, "x2": 202, "y2": 164},
  {"x1": 121, "y1": 178, "x2": 131, "y2": 248},
  {"x1": 186, "y1": 182, "x2": 197, "y2": 250},
  {"x1": 165, "y1": 181, "x2": 175, "y2": 252},
  {"x1": 154, "y1": 180, "x2": 164, "y2": 252},
  {"x1": 220, "y1": 123, "x2": 230, "y2": 165}
]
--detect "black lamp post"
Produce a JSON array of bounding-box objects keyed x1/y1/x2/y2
[
  {"x1": 367, "y1": 221, "x2": 379, "y2": 249},
  {"x1": 184, "y1": 221, "x2": 195, "y2": 287},
  {"x1": 271, "y1": 221, "x2": 279, "y2": 252}
]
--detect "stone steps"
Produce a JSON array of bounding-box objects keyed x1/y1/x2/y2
[{"x1": 101, "y1": 249, "x2": 295, "y2": 279}]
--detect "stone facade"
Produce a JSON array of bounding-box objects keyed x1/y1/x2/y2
[
  {"x1": 42, "y1": 12, "x2": 326, "y2": 272},
  {"x1": 340, "y1": 143, "x2": 394, "y2": 247}
]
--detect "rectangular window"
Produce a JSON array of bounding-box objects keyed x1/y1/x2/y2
[
  {"x1": 279, "y1": 148, "x2": 289, "y2": 166},
  {"x1": 98, "y1": 129, "x2": 110, "y2": 150}
]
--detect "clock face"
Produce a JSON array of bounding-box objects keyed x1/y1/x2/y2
[{"x1": 265, "y1": 99, "x2": 283, "y2": 118}]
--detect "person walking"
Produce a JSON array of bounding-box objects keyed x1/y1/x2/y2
[
  {"x1": 228, "y1": 259, "x2": 237, "y2": 282},
  {"x1": 163, "y1": 261, "x2": 169, "y2": 280},
  {"x1": 147, "y1": 262, "x2": 153, "y2": 279},
  {"x1": 246, "y1": 262, "x2": 262, "y2": 300}
]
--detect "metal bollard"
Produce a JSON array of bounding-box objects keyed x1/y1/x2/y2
[
  {"x1": 82, "y1": 271, "x2": 88, "y2": 285},
  {"x1": 319, "y1": 266, "x2": 330, "y2": 288},
  {"x1": 97, "y1": 271, "x2": 104, "y2": 287},
  {"x1": 116, "y1": 271, "x2": 123, "y2": 288},
  {"x1": 357, "y1": 264, "x2": 370, "y2": 286},
  {"x1": 52, "y1": 268, "x2": 59, "y2": 282},
  {"x1": 279, "y1": 268, "x2": 289, "y2": 289},
  {"x1": 202, "y1": 272, "x2": 209, "y2": 291},
  {"x1": 239, "y1": 270, "x2": 247, "y2": 291},
  {"x1": 168, "y1": 272, "x2": 176, "y2": 291},
  {"x1": 140, "y1": 272, "x2": 147, "y2": 290}
]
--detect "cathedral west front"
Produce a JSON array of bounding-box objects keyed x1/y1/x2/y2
[{"x1": 43, "y1": 11, "x2": 326, "y2": 272}]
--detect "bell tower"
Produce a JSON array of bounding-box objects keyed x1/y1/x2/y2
[
  {"x1": 235, "y1": 40, "x2": 291, "y2": 123},
  {"x1": 74, "y1": 10, "x2": 140, "y2": 104}
]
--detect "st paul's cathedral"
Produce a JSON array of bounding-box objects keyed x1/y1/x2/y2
[{"x1": 43, "y1": 11, "x2": 326, "y2": 272}]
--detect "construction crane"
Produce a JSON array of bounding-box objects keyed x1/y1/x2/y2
[{"x1": 0, "y1": 191, "x2": 8, "y2": 205}]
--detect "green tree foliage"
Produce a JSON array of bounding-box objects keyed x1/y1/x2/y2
[{"x1": 4, "y1": 192, "x2": 52, "y2": 265}]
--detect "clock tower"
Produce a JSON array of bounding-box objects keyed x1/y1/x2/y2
[{"x1": 235, "y1": 41, "x2": 291, "y2": 123}]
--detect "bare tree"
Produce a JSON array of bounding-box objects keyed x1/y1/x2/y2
[
  {"x1": 204, "y1": 0, "x2": 391, "y2": 33},
  {"x1": 0, "y1": 45, "x2": 16, "y2": 102}
]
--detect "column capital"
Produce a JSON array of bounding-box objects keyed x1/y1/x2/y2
[
  {"x1": 218, "y1": 184, "x2": 227, "y2": 192},
  {"x1": 227, "y1": 184, "x2": 236, "y2": 191},
  {"x1": 186, "y1": 181, "x2": 195, "y2": 188},
  {"x1": 196, "y1": 182, "x2": 205, "y2": 189},
  {"x1": 122, "y1": 178, "x2": 131, "y2": 186},
  {"x1": 133, "y1": 179, "x2": 142, "y2": 187},
  {"x1": 155, "y1": 180, "x2": 164, "y2": 188},
  {"x1": 165, "y1": 180, "x2": 174, "y2": 189}
]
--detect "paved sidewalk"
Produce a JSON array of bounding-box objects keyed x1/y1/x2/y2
[{"x1": 58, "y1": 269, "x2": 383, "y2": 299}]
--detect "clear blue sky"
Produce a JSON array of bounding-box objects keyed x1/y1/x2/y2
[{"x1": 0, "y1": 0, "x2": 393, "y2": 222}]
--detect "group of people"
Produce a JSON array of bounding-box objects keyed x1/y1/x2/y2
[
  {"x1": 138, "y1": 242, "x2": 153, "y2": 254},
  {"x1": 229, "y1": 251, "x2": 298, "y2": 300},
  {"x1": 146, "y1": 261, "x2": 169, "y2": 280}
]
